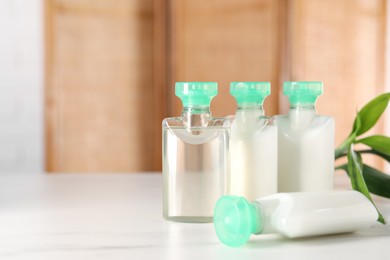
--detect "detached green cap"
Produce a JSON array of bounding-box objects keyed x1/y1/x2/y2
[
  {"x1": 214, "y1": 196, "x2": 259, "y2": 247},
  {"x1": 283, "y1": 81, "x2": 323, "y2": 105},
  {"x1": 230, "y1": 82, "x2": 270, "y2": 106},
  {"x1": 175, "y1": 82, "x2": 217, "y2": 107}
]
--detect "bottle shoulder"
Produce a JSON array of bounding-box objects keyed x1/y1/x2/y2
[
  {"x1": 275, "y1": 114, "x2": 334, "y2": 130},
  {"x1": 163, "y1": 123, "x2": 229, "y2": 145},
  {"x1": 275, "y1": 114, "x2": 334, "y2": 120},
  {"x1": 230, "y1": 113, "x2": 276, "y2": 135},
  {"x1": 231, "y1": 109, "x2": 274, "y2": 124},
  {"x1": 162, "y1": 116, "x2": 230, "y2": 128},
  {"x1": 162, "y1": 117, "x2": 183, "y2": 127}
]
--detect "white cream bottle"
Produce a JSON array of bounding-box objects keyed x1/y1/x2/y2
[
  {"x1": 276, "y1": 82, "x2": 335, "y2": 192},
  {"x1": 229, "y1": 82, "x2": 277, "y2": 200},
  {"x1": 214, "y1": 190, "x2": 378, "y2": 247}
]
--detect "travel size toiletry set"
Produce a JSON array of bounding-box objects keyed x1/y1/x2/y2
[{"x1": 162, "y1": 81, "x2": 378, "y2": 247}]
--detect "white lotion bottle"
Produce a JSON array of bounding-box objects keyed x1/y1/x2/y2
[
  {"x1": 214, "y1": 190, "x2": 378, "y2": 247},
  {"x1": 276, "y1": 81, "x2": 335, "y2": 192},
  {"x1": 229, "y1": 82, "x2": 277, "y2": 200}
]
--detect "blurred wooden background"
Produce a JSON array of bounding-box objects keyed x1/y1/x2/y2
[{"x1": 45, "y1": 0, "x2": 387, "y2": 172}]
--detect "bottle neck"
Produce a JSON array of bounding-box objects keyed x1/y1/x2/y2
[
  {"x1": 233, "y1": 105, "x2": 266, "y2": 131},
  {"x1": 237, "y1": 104, "x2": 264, "y2": 112},
  {"x1": 290, "y1": 103, "x2": 316, "y2": 110},
  {"x1": 252, "y1": 199, "x2": 279, "y2": 234},
  {"x1": 181, "y1": 106, "x2": 211, "y2": 128},
  {"x1": 236, "y1": 104, "x2": 265, "y2": 119},
  {"x1": 288, "y1": 103, "x2": 316, "y2": 131}
]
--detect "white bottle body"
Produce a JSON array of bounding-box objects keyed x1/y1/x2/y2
[
  {"x1": 276, "y1": 109, "x2": 335, "y2": 192},
  {"x1": 255, "y1": 190, "x2": 378, "y2": 238},
  {"x1": 229, "y1": 109, "x2": 277, "y2": 200}
]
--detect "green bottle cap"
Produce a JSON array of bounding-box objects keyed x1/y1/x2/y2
[
  {"x1": 175, "y1": 82, "x2": 217, "y2": 107},
  {"x1": 214, "y1": 196, "x2": 259, "y2": 247},
  {"x1": 230, "y1": 82, "x2": 270, "y2": 106},
  {"x1": 283, "y1": 81, "x2": 323, "y2": 106}
]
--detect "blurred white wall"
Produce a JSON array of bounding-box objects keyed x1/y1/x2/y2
[{"x1": 0, "y1": 0, "x2": 43, "y2": 172}]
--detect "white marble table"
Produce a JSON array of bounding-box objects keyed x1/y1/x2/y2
[{"x1": 0, "y1": 173, "x2": 389, "y2": 260}]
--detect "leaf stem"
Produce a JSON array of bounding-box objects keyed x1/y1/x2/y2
[
  {"x1": 335, "y1": 165, "x2": 347, "y2": 171},
  {"x1": 335, "y1": 149, "x2": 377, "y2": 160},
  {"x1": 335, "y1": 133, "x2": 356, "y2": 159}
]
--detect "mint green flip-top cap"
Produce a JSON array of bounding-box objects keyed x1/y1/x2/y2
[
  {"x1": 175, "y1": 82, "x2": 217, "y2": 107},
  {"x1": 214, "y1": 196, "x2": 259, "y2": 247},
  {"x1": 230, "y1": 82, "x2": 270, "y2": 105},
  {"x1": 283, "y1": 81, "x2": 323, "y2": 105}
]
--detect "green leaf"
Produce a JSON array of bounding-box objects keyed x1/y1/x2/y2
[
  {"x1": 347, "y1": 145, "x2": 386, "y2": 224},
  {"x1": 352, "y1": 93, "x2": 390, "y2": 136},
  {"x1": 362, "y1": 164, "x2": 390, "y2": 198},
  {"x1": 347, "y1": 146, "x2": 365, "y2": 192},
  {"x1": 335, "y1": 164, "x2": 348, "y2": 172},
  {"x1": 352, "y1": 110, "x2": 362, "y2": 135},
  {"x1": 356, "y1": 135, "x2": 390, "y2": 156},
  {"x1": 335, "y1": 131, "x2": 358, "y2": 159},
  {"x1": 335, "y1": 114, "x2": 361, "y2": 158},
  {"x1": 336, "y1": 148, "x2": 390, "y2": 161},
  {"x1": 338, "y1": 163, "x2": 390, "y2": 198},
  {"x1": 361, "y1": 149, "x2": 390, "y2": 162}
]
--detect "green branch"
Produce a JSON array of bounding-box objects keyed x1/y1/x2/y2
[{"x1": 335, "y1": 92, "x2": 390, "y2": 224}]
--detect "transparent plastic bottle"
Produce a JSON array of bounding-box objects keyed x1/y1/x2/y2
[
  {"x1": 229, "y1": 82, "x2": 277, "y2": 200},
  {"x1": 214, "y1": 191, "x2": 378, "y2": 247},
  {"x1": 162, "y1": 82, "x2": 230, "y2": 223},
  {"x1": 275, "y1": 82, "x2": 335, "y2": 192}
]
